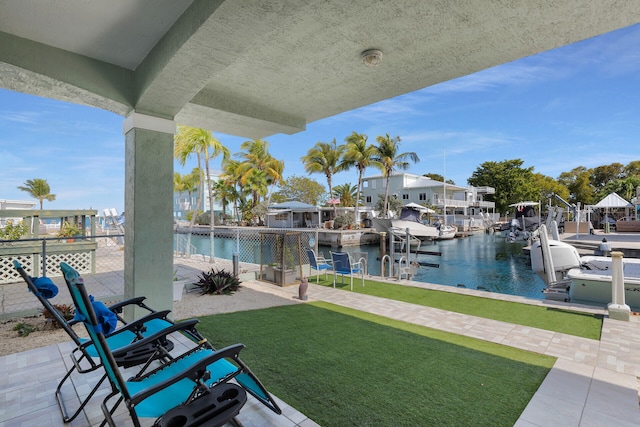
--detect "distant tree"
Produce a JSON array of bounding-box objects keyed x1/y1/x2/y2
[
  {"x1": 623, "y1": 160, "x2": 640, "y2": 178},
  {"x1": 175, "y1": 126, "x2": 229, "y2": 231},
  {"x1": 373, "y1": 134, "x2": 419, "y2": 218},
  {"x1": 423, "y1": 173, "x2": 455, "y2": 184},
  {"x1": 467, "y1": 159, "x2": 537, "y2": 215},
  {"x1": 557, "y1": 166, "x2": 595, "y2": 205},
  {"x1": 343, "y1": 132, "x2": 381, "y2": 223},
  {"x1": 530, "y1": 173, "x2": 570, "y2": 206},
  {"x1": 591, "y1": 163, "x2": 624, "y2": 194},
  {"x1": 374, "y1": 194, "x2": 403, "y2": 216},
  {"x1": 333, "y1": 183, "x2": 359, "y2": 207},
  {"x1": 423, "y1": 173, "x2": 444, "y2": 182},
  {"x1": 301, "y1": 139, "x2": 346, "y2": 215},
  {"x1": 235, "y1": 139, "x2": 283, "y2": 206},
  {"x1": 220, "y1": 159, "x2": 245, "y2": 223},
  {"x1": 600, "y1": 177, "x2": 640, "y2": 202},
  {"x1": 272, "y1": 175, "x2": 326, "y2": 206},
  {"x1": 17, "y1": 178, "x2": 55, "y2": 209}
]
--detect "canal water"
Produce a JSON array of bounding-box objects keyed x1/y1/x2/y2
[{"x1": 183, "y1": 231, "x2": 547, "y2": 300}]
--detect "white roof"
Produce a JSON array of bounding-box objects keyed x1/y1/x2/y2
[{"x1": 593, "y1": 193, "x2": 632, "y2": 208}]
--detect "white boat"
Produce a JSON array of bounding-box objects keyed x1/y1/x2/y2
[
  {"x1": 372, "y1": 204, "x2": 439, "y2": 241},
  {"x1": 567, "y1": 255, "x2": 640, "y2": 307},
  {"x1": 502, "y1": 202, "x2": 541, "y2": 243},
  {"x1": 530, "y1": 224, "x2": 640, "y2": 307},
  {"x1": 435, "y1": 223, "x2": 457, "y2": 240}
]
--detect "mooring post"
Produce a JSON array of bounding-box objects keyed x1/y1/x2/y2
[
  {"x1": 608, "y1": 251, "x2": 630, "y2": 321},
  {"x1": 379, "y1": 232, "x2": 387, "y2": 277}
]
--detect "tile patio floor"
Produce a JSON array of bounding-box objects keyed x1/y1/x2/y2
[{"x1": 2, "y1": 260, "x2": 640, "y2": 426}]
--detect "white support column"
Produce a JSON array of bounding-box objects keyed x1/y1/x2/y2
[
  {"x1": 608, "y1": 251, "x2": 630, "y2": 321},
  {"x1": 123, "y1": 112, "x2": 176, "y2": 320}
]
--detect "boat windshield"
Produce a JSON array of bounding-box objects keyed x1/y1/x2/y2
[{"x1": 399, "y1": 208, "x2": 421, "y2": 222}]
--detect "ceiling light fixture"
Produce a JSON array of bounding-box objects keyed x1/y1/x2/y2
[{"x1": 361, "y1": 49, "x2": 383, "y2": 67}]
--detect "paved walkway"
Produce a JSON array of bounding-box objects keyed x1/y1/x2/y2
[{"x1": 2, "y1": 263, "x2": 640, "y2": 425}]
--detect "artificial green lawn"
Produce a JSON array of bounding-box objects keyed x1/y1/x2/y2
[
  {"x1": 310, "y1": 275, "x2": 603, "y2": 340},
  {"x1": 199, "y1": 302, "x2": 555, "y2": 427}
]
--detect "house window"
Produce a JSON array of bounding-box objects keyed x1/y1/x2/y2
[
  {"x1": 366, "y1": 196, "x2": 372, "y2": 203},
  {"x1": 419, "y1": 193, "x2": 426, "y2": 201},
  {"x1": 402, "y1": 194, "x2": 409, "y2": 200},
  {"x1": 275, "y1": 213, "x2": 288, "y2": 221}
]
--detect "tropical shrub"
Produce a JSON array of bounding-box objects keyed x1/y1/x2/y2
[
  {"x1": 57, "y1": 221, "x2": 81, "y2": 238},
  {"x1": 13, "y1": 322, "x2": 36, "y2": 337},
  {"x1": 0, "y1": 220, "x2": 28, "y2": 241},
  {"x1": 193, "y1": 269, "x2": 241, "y2": 295},
  {"x1": 42, "y1": 304, "x2": 75, "y2": 329},
  {"x1": 333, "y1": 212, "x2": 355, "y2": 229},
  {"x1": 195, "y1": 211, "x2": 211, "y2": 225}
]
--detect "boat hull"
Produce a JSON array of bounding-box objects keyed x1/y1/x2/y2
[
  {"x1": 568, "y1": 256, "x2": 640, "y2": 308},
  {"x1": 435, "y1": 225, "x2": 456, "y2": 240},
  {"x1": 372, "y1": 218, "x2": 438, "y2": 240}
]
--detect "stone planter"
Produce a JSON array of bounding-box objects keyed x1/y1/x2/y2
[
  {"x1": 264, "y1": 266, "x2": 297, "y2": 286},
  {"x1": 274, "y1": 268, "x2": 297, "y2": 286},
  {"x1": 173, "y1": 280, "x2": 187, "y2": 301}
]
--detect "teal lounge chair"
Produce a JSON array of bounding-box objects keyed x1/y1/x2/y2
[
  {"x1": 61, "y1": 262, "x2": 282, "y2": 426},
  {"x1": 13, "y1": 260, "x2": 203, "y2": 423}
]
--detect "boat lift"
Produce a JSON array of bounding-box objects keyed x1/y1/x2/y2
[{"x1": 384, "y1": 227, "x2": 441, "y2": 280}]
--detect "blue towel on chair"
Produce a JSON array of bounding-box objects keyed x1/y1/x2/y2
[
  {"x1": 31, "y1": 277, "x2": 58, "y2": 299},
  {"x1": 73, "y1": 295, "x2": 117, "y2": 335}
]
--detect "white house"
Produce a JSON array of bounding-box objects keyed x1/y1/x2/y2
[
  {"x1": 360, "y1": 173, "x2": 497, "y2": 229},
  {"x1": 0, "y1": 199, "x2": 36, "y2": 227}
]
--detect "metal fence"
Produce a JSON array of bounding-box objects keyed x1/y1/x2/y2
[
  {"x1": 174, "y1": 227, "x2": 321, "y2": 266},
  {"x1": 1, "y1": 228, "x2": 323, "y2": 320}
]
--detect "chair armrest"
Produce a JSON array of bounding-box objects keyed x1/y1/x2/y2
[
  {"x1": 103, "y1": 310, "x2": 173, "y2": 339},
  {"x1": 76, "y1": 309, "x2": 173, "y2": 352},
  {"x1": 107, "y1": 297, "x2": 154, "y2": 314},
  {"x1": 129, "y1": 343, "x2": 246, "y2": 406},
  {"x1": 110, "y1": 319, "x2": 200, "y2": 359}
]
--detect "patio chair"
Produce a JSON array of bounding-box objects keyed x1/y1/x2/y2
[
  {"x1": 63, "y1": 264, "x2": 281, "y2": 426},
  {"x1": 12, "y1": 260, "x2": 204, "y2": 422},
  {"x1": 330, "y1": 251, "x2": 365, "y2": 291},
  {"x1": 306, "y1": 248, "x2": 333, "y2": 283}
]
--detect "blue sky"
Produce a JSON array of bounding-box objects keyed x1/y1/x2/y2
[{"x1": 2, "y1": 23, "x2": 639, "y2": 213}]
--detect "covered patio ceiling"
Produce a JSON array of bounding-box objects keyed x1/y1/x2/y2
[{"x1": 1, "y1": 0, "x2": 639, "y2": 139}]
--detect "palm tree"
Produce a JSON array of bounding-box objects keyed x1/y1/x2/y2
[
  {"x1": 343, "y1": 132, "x2": 381, "y2": 224},
  {"x1": 173, "y1": 172, "x2": 186, "y2": 215},
  {"x1": 174, "y1": 126, "x2": 230, "y2": 220},
  {"x1": 374, "y1": 134, "x2": 419, "y2": 218},
  {"x1": 174, "y1": 126, "x2": 229, "y2": 260},
  {"x1": 17, "y1": 178, "x2": 56, "y2": 209},
  {"x1": 212, "y1": 178, "x2": 238, "y2": 223},
  {"x1": 235, "y1": 139, "x2": 283, "y2": 207},
  {"x1": 301, "y1": 139, "x2": 346, "y2": 216},
  {"x1": 333, "y1": 183, "x2": 358, "y2": 207},
  {"x1": 221, "y1": 159, "x2": 244, "y2": 223},
  {"x1": 183, "y1": 168, "x2": 201, "y2": 215}
]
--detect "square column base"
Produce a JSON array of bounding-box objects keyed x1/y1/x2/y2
[{"x1": 608, "y1": 303, "x2": 631, "y2": 321}]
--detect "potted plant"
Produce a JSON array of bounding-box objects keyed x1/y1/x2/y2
[
  {"x1": 172, "y1": 268, "x2": 189, "y2": 301},
  {"x1": 57, "y1": 221, "x2": 82, "y2": 242},
  {"x1": 273, "y1": 244, "x2": 297, "y2": 286}
]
